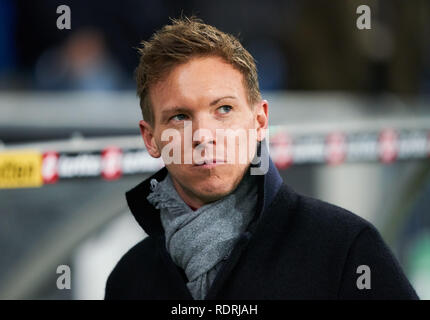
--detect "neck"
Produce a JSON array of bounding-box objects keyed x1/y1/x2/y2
[{"x1": 170, "y1": 178, "x2": 212, "y2": 210}]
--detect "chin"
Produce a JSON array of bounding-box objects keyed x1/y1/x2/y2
[
  {"x1": 168, "y1": 163, "x2": 248, "y2": 203},
  {"x1": 192, "y1": 176, "x2": 234, "y2": 200}
]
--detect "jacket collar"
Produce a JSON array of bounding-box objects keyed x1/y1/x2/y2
[{"x1": 125, "y1": 139, "x2": 283, "y2": 238}]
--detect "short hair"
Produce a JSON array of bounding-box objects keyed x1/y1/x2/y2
[{"x1": 135, "y1": 16, "x2": 261, "y2": 125}]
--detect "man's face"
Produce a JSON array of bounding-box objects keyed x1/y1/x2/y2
[{"x1": 140, "y1": 56, "x2": 268, "y2": 209}]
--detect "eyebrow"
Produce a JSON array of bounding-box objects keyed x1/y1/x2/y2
[
  {"x1": 209, "y1": 95, "x2": 237, "y2": 106},
  {"x1": 161, "y1": 96, "x2": 237, "y2": 122},
  {"x1": 160, "y1": 107, "x2": 190, "y2": 122}
]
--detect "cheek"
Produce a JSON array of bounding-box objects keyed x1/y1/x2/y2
[
  {"x1": 231, "y1": 110, "x2": 255, "y2": 126},
  {"x1": 223, "y1": 118, "x2": 257, "y2": 160},
  {"x1": 152, "y1": 131, "x2": 182, "y2": 165}
]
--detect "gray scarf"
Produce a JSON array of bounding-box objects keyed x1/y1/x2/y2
[{"x1": 146, "y1": 168, "x2": 258, "y2": 300}]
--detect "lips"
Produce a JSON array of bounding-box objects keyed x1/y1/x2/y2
[{"x1": 193, "y1": 159, "x2": 225, "y2": 166}]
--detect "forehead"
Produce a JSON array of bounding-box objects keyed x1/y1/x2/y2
[{"x1": 149, "y1": 56, "x2": 247, "y2": 111}]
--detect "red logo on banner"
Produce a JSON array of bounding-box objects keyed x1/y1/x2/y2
[
  {"x1": 101, "y1": 146, "x2": 122, "y2": 180},
  {"x1": 271, "y1": 131, "x2": 293, "y2": 169},
  {"x1": 42, "y1": 151, "x2": 59, "y2": 184},
  {"x1": 379, "y1": 129, "x2": 398, "y2": 163},
  {"x1": 326, "y1": 132, "x2": 346, "y2": 165}
]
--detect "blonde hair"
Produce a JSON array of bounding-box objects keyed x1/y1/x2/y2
[{"x1": 135, "y1": 16, "x2": 261, "y2": 125}]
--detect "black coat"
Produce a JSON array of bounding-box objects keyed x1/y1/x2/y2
[{"x1": 105, "y1": 158, "x2": 419, "y2": 300}]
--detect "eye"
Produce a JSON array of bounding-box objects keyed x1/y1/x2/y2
[
  {"x1": 170, "y1": 114, "x2": 188, "y2": 121},
  {"x1": 217, "y1": 105, "x2": 232, "y2": 114}
]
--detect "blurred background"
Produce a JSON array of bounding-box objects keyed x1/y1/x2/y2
[{"x1": 1, "y1": 0, "x2": 430, "y2": 299}]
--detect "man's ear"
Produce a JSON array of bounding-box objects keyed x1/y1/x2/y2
[
  {"x1": 255, "y1": 99, "x2": 269, "y2": 141},
  {"x1": 139, "y1": 120, "x2": 161, "y2": 158}
]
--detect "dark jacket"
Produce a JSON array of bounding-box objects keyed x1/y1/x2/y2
[{"x1": 105, "y1": 157, "x2": 419, "y2": 300}]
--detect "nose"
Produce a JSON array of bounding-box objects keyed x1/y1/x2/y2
[
  {"x1": 191, "y1": 115, "x2": 216, "y2": 149},
  {"x1": 193, "y1": 138, "x2": 214, "y2": 151}
]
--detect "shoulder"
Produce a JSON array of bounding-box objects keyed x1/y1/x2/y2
[
  {"x1": 272, "y1": 184, "x2": 418, "y2": 298},
  {"x1": 272, "y1": 183, "x2": 373, "y2": 241},
  {"x1": 266, "y1": 183, "x2": 380, "y2": 265},
  {"x1": 104, "y1": 236, "x2": 156, "y2": 299}
]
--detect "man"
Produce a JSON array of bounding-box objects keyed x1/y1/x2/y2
[{"x1": 105, "y1": 17, "x2": 419, "y2": 300}]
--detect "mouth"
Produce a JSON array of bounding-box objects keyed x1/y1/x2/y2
[{"x1": 193, "y1": 159, "x2": 225, "y2": 168}]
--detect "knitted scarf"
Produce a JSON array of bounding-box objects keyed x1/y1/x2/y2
[{"x1": 146, "y1": 168, "x2": 258, "y2": 300}]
